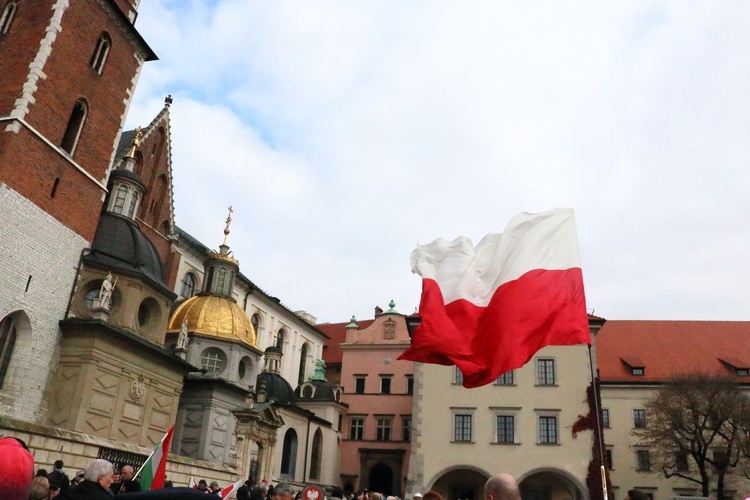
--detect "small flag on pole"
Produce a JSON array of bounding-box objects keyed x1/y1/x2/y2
[
  {"x1": 188, "y1": 477, "x2": 196, "y2": 489},
  {"x1": 398, "y1": 208, "x2": 590, "y2": 388},
  {"x1": 138, "y1": 426, "x2": 175, "y2": 490}
]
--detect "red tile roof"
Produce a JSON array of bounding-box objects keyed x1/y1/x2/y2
[
  {"x1": 596, "y1": 320, "x2": 750, "y2": 383},
  {"x1": 318, "y1": 319, "x2": 375, "y2": 365}
]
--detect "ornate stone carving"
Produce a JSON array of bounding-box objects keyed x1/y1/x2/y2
[
  {"x1": 130, "y1": 375, "x2": 146, "y2": 402},
  {"x1": 384, "y1": 318, "x2": 396, "y2": 339}
]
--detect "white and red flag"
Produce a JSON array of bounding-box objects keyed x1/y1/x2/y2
[
  {"x1": 221, "y1": 478, "x2": 244, "y2": 498},
  {"x1": 398, "y1": 208, "x2": 590, "y2": 388}
]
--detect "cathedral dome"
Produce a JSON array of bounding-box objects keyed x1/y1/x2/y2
[
  {"x1": 167, "y1": 294, "x2": 256, "y2": 347},
  {"x1": 85, "y1": 213, "x2": 171, "y2": 294}
]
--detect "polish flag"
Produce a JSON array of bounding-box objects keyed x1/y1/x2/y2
[
  {"x1": 398, "y1": 208, "x2": 590, "y2": 388},
  {"x1": 221, "y1": 479, "x2": 245, "y2": 499},
  {"x1": 188, "y1": 477, "x2": 196, "y2": 489}
]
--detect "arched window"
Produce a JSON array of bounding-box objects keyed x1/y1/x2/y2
[
  {"x1": 0, "y1": 314, "x2": 18, "y2": 389},
  {"x1": 60, "y1": 99, "x2": 87, "y2": 155},
  {"x1": 280, "y1": 428, "x2": 297, "y2": 478},
  {"x1": 251, "y1": 313, "x2": 260, "y2": 336},
  {"x1": 276, "y1": 329, "x2": 285, "y2": 353},
  {"x1": 216, "y1": 267, "x2": 227, "y2": 294},
  {"x1": 0, "y1": 1, "x2": 18, "y2": 35},
  {"x1": 126, "y1": 191, "x2": 139, "y2": 218},
  {"x1": 298, "y1": 343, "x2": 308, "y2": 386},
  {"x1": 181, "y1": 273, "x2": 196, "y2": 298},
  {"x1": 309, "y1": 429, "x2": 323, "y2": 480},
  {"x1": 89, "y1": 32, "x2": 111, "y2": 74},
  {"x1": 112, "y1": 185, "x2": 128, "y2": 214}
]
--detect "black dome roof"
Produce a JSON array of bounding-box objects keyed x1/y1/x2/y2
[
  {"x1": 84, "y1": 213, "x2": 173, "y2": 296},
  {"x1": 294, "y1": 379, "x2": 337, "y2": 401},
  {"x1": 256, "y1": 372, "x2": 295, "y2": 405}
]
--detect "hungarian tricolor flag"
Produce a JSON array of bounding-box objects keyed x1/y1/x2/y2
[
  {"x1": 398, "y1": 208, "x2": 590, "y2": 388},
  {"x1": 138, "y1": 426, "x2": 174, "y2": 490}
]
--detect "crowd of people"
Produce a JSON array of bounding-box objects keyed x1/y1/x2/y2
[{"x1": 0, "y1": 436, "x2": 653, "y2": 500}]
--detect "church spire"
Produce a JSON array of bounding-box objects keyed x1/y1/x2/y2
[{"x1": 201, "y1": 207, "x2": 240, "y2": 298}]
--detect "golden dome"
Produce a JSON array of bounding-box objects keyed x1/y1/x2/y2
[{"x1": 167, "y1": 294, "x2": 256, "y2": 347}]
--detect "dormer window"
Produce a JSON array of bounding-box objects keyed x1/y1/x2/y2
[
  {"x1": 718, "y1": 357, "x2": 750, "y2": 377},
  {"x1": 620, "y1": 356, "x2": 646, "y2": 377},
  {"x1": 90, "y1": 32, "x2": 111, "y2": 74}
]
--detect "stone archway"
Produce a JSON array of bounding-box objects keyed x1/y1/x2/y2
[
  {"x1": 429, "y1": 467, "x2": 491, "y2": 500},
  {"x1": 518, "y1": 468, "x2": 588, "y2": 500},
  {"x1": 369, "y1": 462, "x2": 394, "y2": 495}
]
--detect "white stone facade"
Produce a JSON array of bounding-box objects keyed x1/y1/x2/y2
[{"x1": 0, "y1": 183, "x2": 87, "y2": 422}]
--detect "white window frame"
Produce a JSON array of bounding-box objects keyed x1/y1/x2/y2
[
  {"x1": 536, "y1": 357, "x2": 556, "y2": 385},
  {"x1": 451, "y1": 407, "x2": 475, "y2": 443}
]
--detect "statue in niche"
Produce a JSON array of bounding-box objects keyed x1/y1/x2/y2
[
  {"x1": 97, "y1": 273, "x2": 116, "y2": 310},
  {"x1": 176, "y1": 319, "x2": 190, "y2": 350}
]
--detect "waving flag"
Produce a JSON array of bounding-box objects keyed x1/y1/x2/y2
[
  {"x1": 138, "y1": 426, "x2": 175, "y2": 490},
  {"x1": 221, "y1": 479, "x2": 244, "y2": 498},
  {"x1": 398, "y1": 208, "x2": 590, "y2": 388}
]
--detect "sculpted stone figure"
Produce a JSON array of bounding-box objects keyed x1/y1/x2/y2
[{"x1": 176, "y1": 319, "x2": 190, "y2": 350}]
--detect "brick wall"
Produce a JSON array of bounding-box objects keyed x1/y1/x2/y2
[{"x1": 0, "y1": 184, "x2": 87, "y2": 423}]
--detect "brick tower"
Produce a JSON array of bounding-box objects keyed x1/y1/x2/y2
[{"x1": 0, "y1": 0, "x2": 156, "y2": 423}]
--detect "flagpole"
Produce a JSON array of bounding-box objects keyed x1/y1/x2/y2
[
  {"x1": 132, "y1": 448, "x2": 157, "y2": 482},
  {"x1": 587, "y1": 345, "x2": 608, "y2": 500}
]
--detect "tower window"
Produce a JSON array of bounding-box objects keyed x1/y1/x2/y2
[
  {"x1": 0, "y1": 314, "x2": 19, "y2": 389},
  {"x1": 61, "y1": 99, "x2": 87, "y2": 155},
  {"x1": 89, "y1": 32, "x2": 111, "y2": 74},
  {"x1": 112, "y1": 185, "x2": 128, "y2": 214},
  {"x1": 0, "y1": 1, "x2": 18, "y2": 35},
  {"x1": 127, "y1": 191, "x2": 139, "y2": 218}
]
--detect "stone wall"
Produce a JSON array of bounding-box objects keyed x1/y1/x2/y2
[{"x1": 0, "y1": 416, "x2": 240, "y2": 488}]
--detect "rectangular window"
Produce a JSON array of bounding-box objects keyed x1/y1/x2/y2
[
  {"x1": 636, "y1": 450, "x2": 651, "y2": 471},
  {"x1": 402, "y1": 417, "x2": 412, "y2": 442},
  {"x1": 376, "y1": 418, "x2": 391, "y2": 441},
  {"x1": 496, "y1": 370, "x2": 515, "y2": 385},
  {"x1": 539, "y1": 416, "x2": 558, "y2": 444},
  {"x1": 453, "y1": 366, "x2": 463, "y2": 385},
  {"x1": 454, "y1": 414, "x2": 473, "y2": 442},
  {"x1": 406, "y1": 375, "x2": 414, "y2": 395},
  {"x1": 602, "y1": 408, "x2": 610, "y2": 428},
  {"x1": 496, "y1": 415, "x2": 515, "y2": 443},
  {"x1": 380, "y1": 376, "x2": 392, "y2": 394},
  {"x1": 675, "y1": 451, "x2": 689, "y2": 472},
  {"x1": 633, "y1": 409, "x2": 647, "y2": 429},
  {"x1": 349, "y1": 417, "x2": 364, "y2": 440},
  {"x1": 605, "y1": 449, "x2": 613, "y2": 470},
  {"x1": 354, "y1": 376, "x2": 366, "y2": 394},
  {"x1": 537, "y1": 359, "x2": 556, "y2": 385}
]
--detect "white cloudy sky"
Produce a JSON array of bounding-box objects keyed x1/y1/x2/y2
[{"x1": 125, "y1": 1, "x2": 750, "y2": 324}]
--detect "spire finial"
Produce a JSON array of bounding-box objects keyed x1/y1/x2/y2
[
  {"x1": 222, "y1": 206, "x2": 233, "y2": 246},
  {"x1": 126, "y1": 126, "x2": 143, "y2": 158},
  {"x1": 165, "y1": 95, "x2": 173, "y2": 107}
]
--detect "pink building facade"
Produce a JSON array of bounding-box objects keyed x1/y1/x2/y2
[{"x1": 319, "y1": 304, "x2": 414, "y2": 497}]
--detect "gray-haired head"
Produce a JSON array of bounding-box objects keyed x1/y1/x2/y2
[
  {"x1": 84, "y1": 459, "x2": 113, "y2": 482},
  {"x1": 274, "y1": 483, "x2": 295, "y2": 496}
]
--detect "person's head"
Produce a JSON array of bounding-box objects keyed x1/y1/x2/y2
[
  {"x1": 422, "y1": 492, "x2": 443, "y2": 500},
  {"x1": 53, "y1": 460, "x2": 64, "y2": 470},
  {"x1": 371, "y1": 493, "x2": 383, "y2": 500},
  {"x1": 74, "y1": 470, "x2": 84, "y2": 484},
  {"x1": 484, "y1": 474, "x2": 521, "y2": 500},
  {"x1": 48, "y1": 477, "x2": 62, "y2": 499},
  {"x1": 121, "y1": 465, "x2": 135, "y2": 481},
  {"x1": 0, "y1": 437, "x2": 35, "y2": 500},
  {"x1": 29, "y1": 476, "x2": 50, "y2": 500},
  {"x1": 273, "y1": 482, "x2": 295, "y2": 500},
  {"x1": 210, "y1": 481, "x2": 220, "y2": 492},
  {"x1": 84, "y1": 459, "x2": 114, "y2": 490},
  {"x1": 35, "y1": 469, "x2": 48, "y2": 478},
  {"x1": 112, "y1": 468, "x2": 121, "y2": 483},
  {"x1": 626, "y1": 490, "x2": 649, "y2": 500},
  {"x1": 198, "y1": 479, "x2": 208, "y2": 491},
  {"x1": 413, "y1": 493, "x2": 422, "y2": 500}
]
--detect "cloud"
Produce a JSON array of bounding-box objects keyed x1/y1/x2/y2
[{"x1": 126, "y1": 1, "x2": 750, "y2": 322}]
